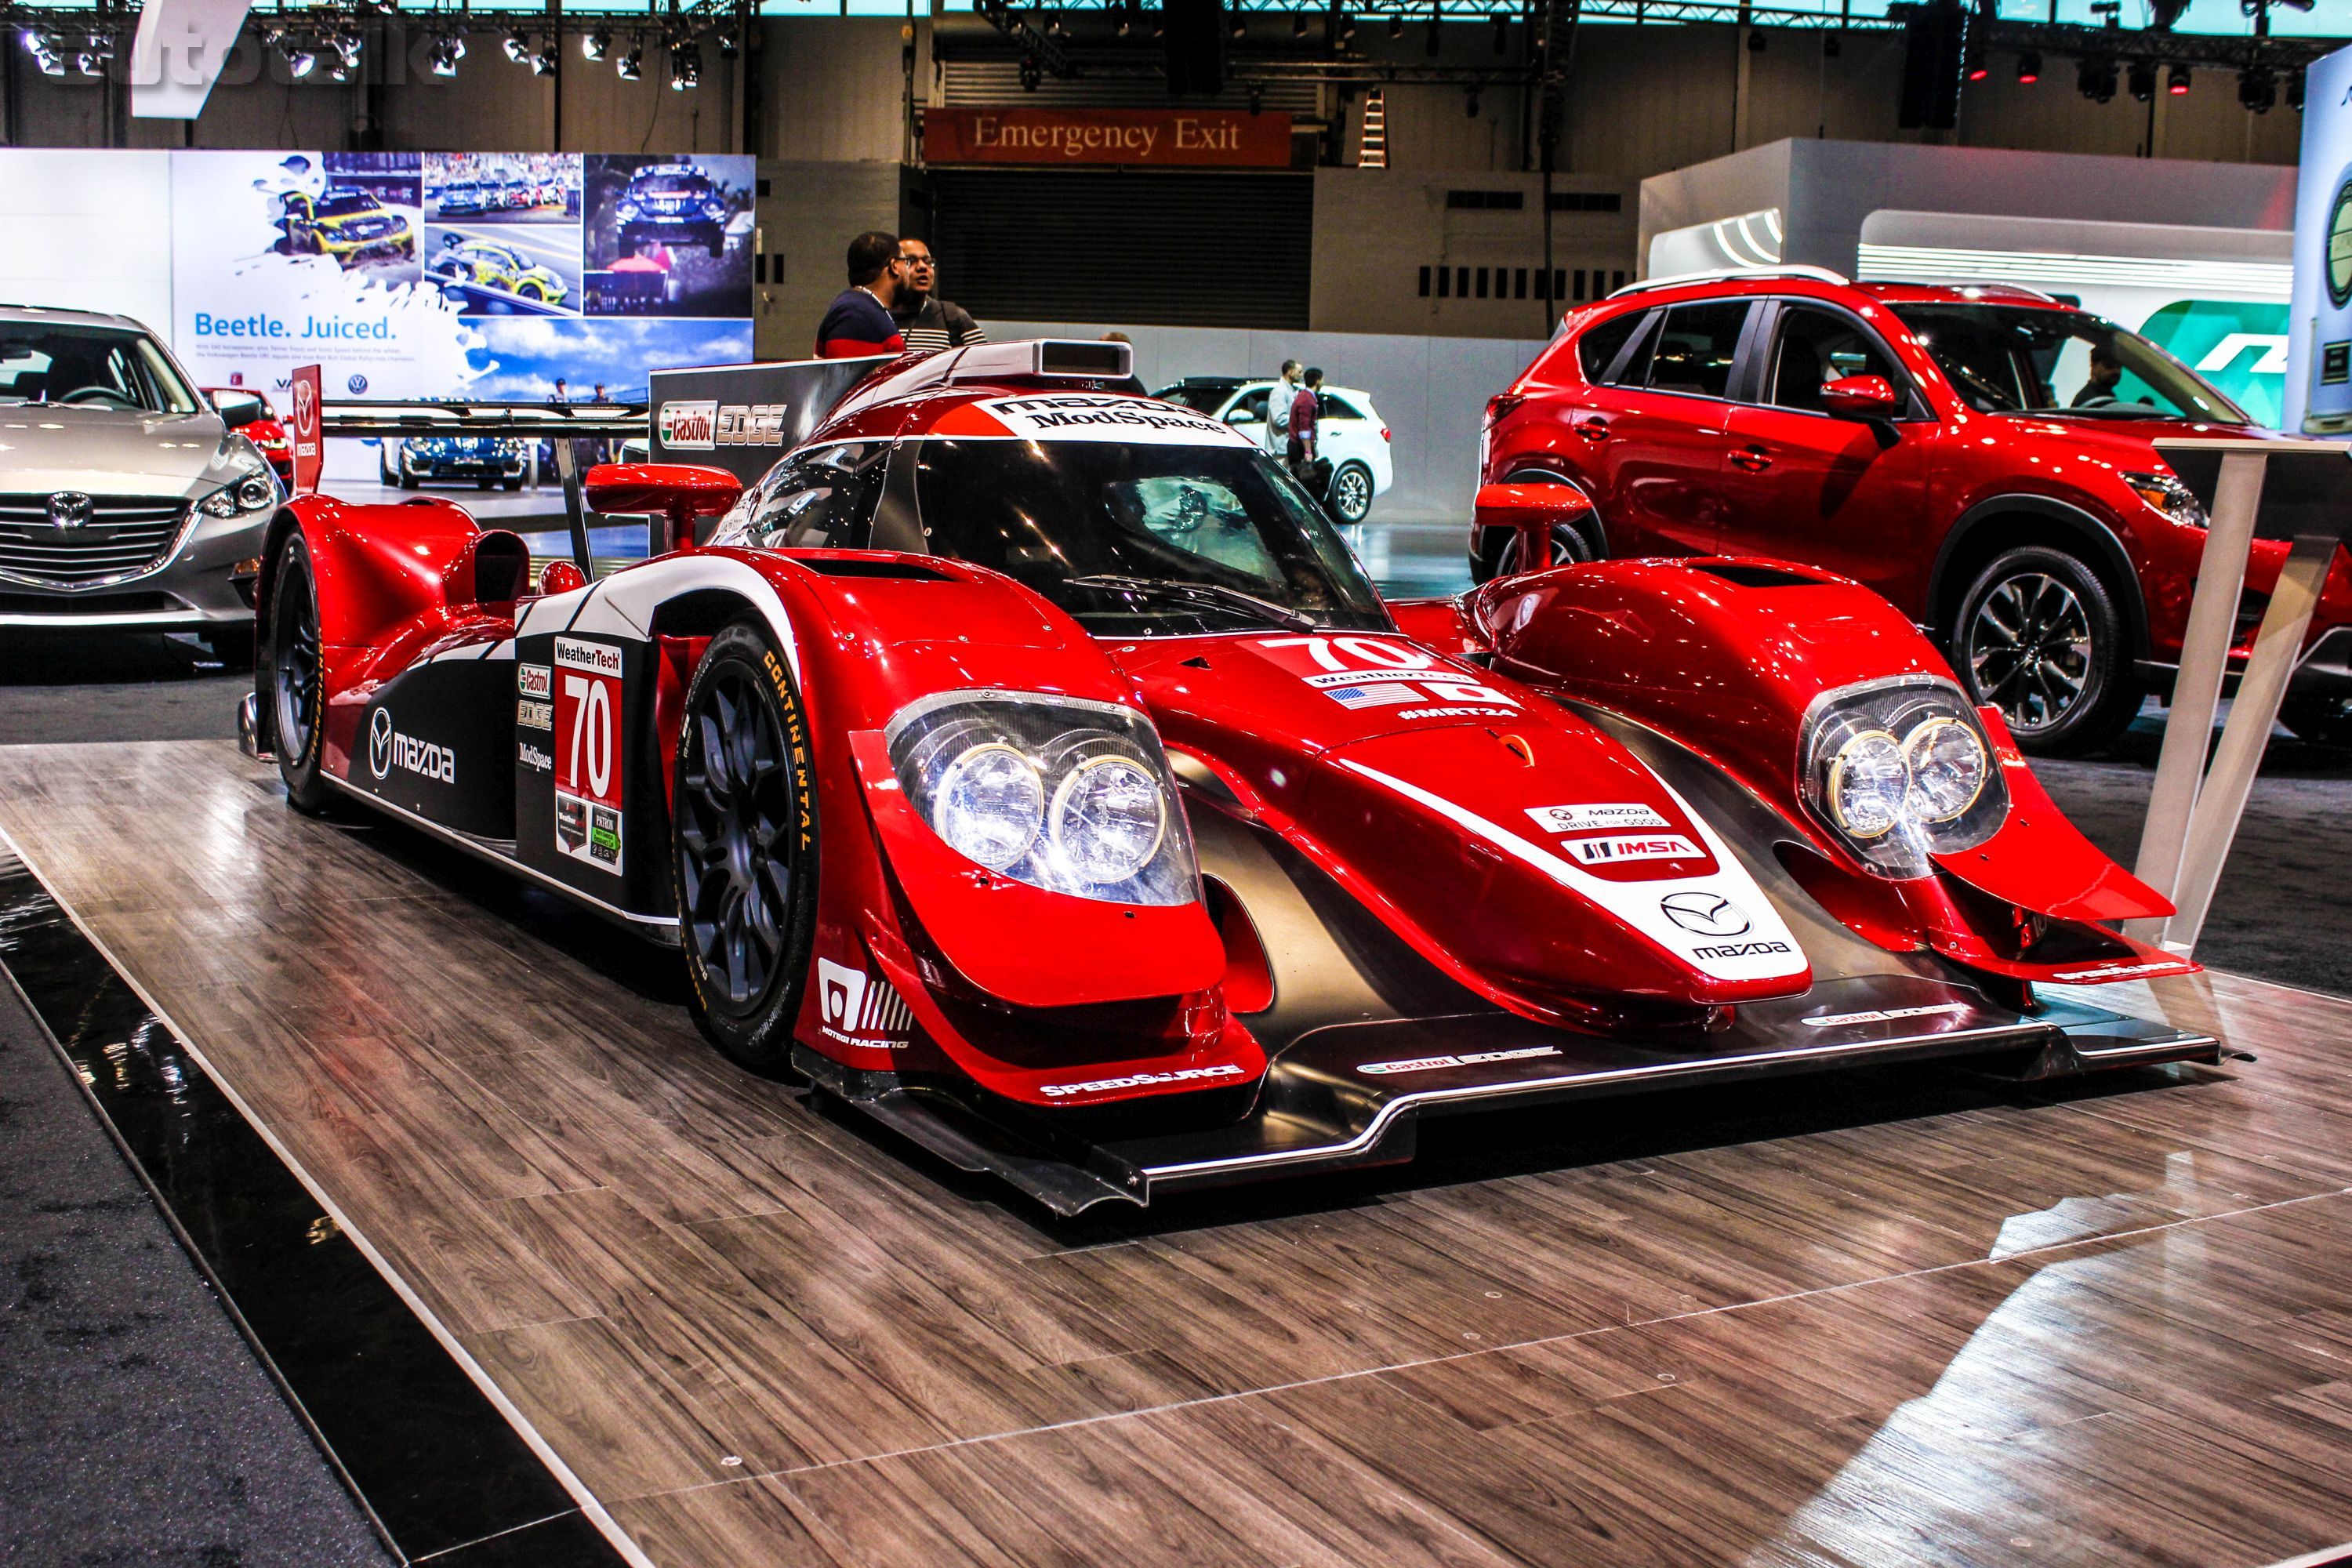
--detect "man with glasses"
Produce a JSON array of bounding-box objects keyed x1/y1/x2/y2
[{"x1": 891, "y1": 238, "x2": 988, "y2": 356}]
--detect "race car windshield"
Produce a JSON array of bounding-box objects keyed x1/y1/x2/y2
[
  {"x1": 316, "y1": 193, "x2": 378, "y2": 216},
  {"x1": 636, "y1": 175, "x2": 707, "y2": 194},
  {"x1": 0, "y1": 325, "x2": 199, "y2": 414},
  {"x1": 1888, "y1": 303, "x2": 2251, "y2": 425},
  {"x1": 913, "y1": 439, "x2": 1390, "y2": 635}
]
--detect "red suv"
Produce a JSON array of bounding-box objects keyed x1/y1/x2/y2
[{"x1": 1475, "y1": 270, "x2": 2352, "y2": 753}]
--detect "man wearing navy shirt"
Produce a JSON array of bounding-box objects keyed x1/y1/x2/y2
[{"x1": 815, "y1": 232, "x2": 910, "y2": 360}]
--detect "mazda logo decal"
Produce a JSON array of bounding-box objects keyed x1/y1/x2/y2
[
  {"x1": 1660, "y1": 891, "x2": 1749, "y2": 937},
  {"x1": 368, "y1": 707, "x2": 393, "y2": 779},
  {"x1": 46, "y1": 492, "x2": 92, "y2": 530}
]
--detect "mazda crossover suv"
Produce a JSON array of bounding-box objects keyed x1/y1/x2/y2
[
  {"x1": 1476, "y1": 270, "x2": 2352, "y2": 752},
  {"x1": 0, "y1": 307, "x2": 280, "y2": 656}
]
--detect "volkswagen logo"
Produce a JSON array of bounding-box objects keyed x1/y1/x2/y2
[
  {"x1": 46, "y1": 492, "x2": 93, "y2": 530},
  {"x1": 1660, "y1": 891, "x2": 1749, "y2": 938},
  {"x1": 368, "y1": 707, "x2": 394, "y2": 779}
]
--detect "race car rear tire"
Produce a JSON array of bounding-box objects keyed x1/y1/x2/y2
[
  {"x1": 672, "y1": 619, "x2": 821, "y2": 1073},
  {"x1": 267, "y1": 531, "x2": 337, "y2": 815}
]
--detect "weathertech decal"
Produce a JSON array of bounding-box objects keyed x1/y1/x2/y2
[
  {"x1": 1359, "y1": 1046, "x2": 1560, "y2": 1076},
  {"x1": 972, "y1": 393, "x2": 1250, "y2": 446},
  {"x1": 1527, "y1": 802, "x2": 1671, "y2": 833},
  {"x1": 1251, "y1": 635, "x2": 1520, "y2": 718},
  {"x1": 1801, "y1": 1002, "x2": 1970, "y2": 1029},
  {"x1": 1563, "y1": 834, "x2": 1700, "y2": 866},
  {"x1": 1039, "y1": 1064, "x2": 1247, "y2": 1098}
]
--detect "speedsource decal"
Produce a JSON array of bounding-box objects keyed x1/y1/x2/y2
[
  {"x1": 659, "y1": 399, "x2": 717, "y2": 449},
  {"x1": 1563, "y1": 833, "x2": 1700, "y2": 866},
  {"x1": 1359, "y1": 1046, "x2": 1560, "y2": 1076},
  {"x1": 367, "y1": 707, "x2": 455, "y2": 784},
  {"x1": 1039, "y1": 1064, "x2": 1247, "y2": 1098},
  {"x1": 1800, "y1": 1002, "x2": 1969, "y2": 1029},
  {"x1": 1527, "y1": 801, "x2": 1670, "y2": 833}
]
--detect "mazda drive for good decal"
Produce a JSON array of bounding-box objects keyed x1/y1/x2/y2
[{"x1": 551, "y1": 637, "x2": 624, "y2": 875}]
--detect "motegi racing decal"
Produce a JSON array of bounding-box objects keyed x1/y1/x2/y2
[
  {"x1": 815, "y1": 959, "x2": 913, "y2": 1049},
  {"x1": 1251, "y1": 635, "x2": 1522, "y2": 721},
  {"x1": 552, "y1": 637, "x2": 624, "y2": 875}
]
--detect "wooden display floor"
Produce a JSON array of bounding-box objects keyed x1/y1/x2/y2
[{"x1": 5, "y1": 739, "x2": 2351, "y2": 1568}]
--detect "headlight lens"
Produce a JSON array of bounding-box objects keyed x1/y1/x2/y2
[
  {"x1": 199, "y1": 471, "x2": 278, "y2": 518},
  {"x1": 2124, "y1": 470, "x2": 2207, "y2": 528},
  {"x1": 888, "y1": 691, "x2": 1196, "y2": 906},
  {"x1": 1802, "y1": 678, "x2": 2008, "y2": 879}
]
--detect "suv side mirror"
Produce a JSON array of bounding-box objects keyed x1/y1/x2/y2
[
  {"x1": 1474, "y1": 482, "x2": 1594, "y2": 578},
  {"x1": 1821, "y1": 375, "x2": 1899, "y2": 418},
  {"x1": 585, "y1": 462, "x2": 742, "y2": 554}
]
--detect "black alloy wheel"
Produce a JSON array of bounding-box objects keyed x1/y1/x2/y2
[
  {"x1": 1328, "y1": 462, "x2": 1376, "y2": 524},
  {"x1": 1951, "y1": 546, "x2": 2140, "y2": 755},
  {"x1": 267, "y1": 531, "x2": 336, "y2": 814},
  {"x1": 672, "y1": 619, "x2": 820, "y2": 1071},
  {"x1": 2281, "y1": 695, "x2": 2352, "y2": 748}
]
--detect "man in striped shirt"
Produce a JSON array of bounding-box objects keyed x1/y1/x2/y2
[{"x1": 891, "y1": 238, "x2": 988, "y2": 357}]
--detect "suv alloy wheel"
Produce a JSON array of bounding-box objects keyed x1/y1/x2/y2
[{"x1": 1951, "y1": 546, "x2": 2142, "y2": 754}]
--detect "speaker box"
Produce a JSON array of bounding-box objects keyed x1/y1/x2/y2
[{"x1": 1163, "y1": 0, "x2": 1225, "y2": 96}]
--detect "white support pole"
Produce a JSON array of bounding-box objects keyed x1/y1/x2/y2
[{"x1": 2127, "y1": 450, "x2": 2268, "y2": 946}]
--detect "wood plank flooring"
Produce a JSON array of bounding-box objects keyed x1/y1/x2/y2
[{"x1": 5, "y1": 739, "x2": 2350, "y2": 1568}]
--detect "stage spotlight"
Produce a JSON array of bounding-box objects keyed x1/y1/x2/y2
[
  {"x1": 2167, "y1": 63, "x2": 2190, "y2": 96},
  {"x1": 24, "y1": 28, "x2": 66, "y2": 75},
  {"x1": 532, "y1": 39, "x2": 558, "y2": 74},
  {"x1": 2127, "y1": 59, "x2": 2154, "y2": 101},
  {"x1": 670, "y1": 39, "x2": 700, "y2": 89},
  {"x1": 2238, "y1": 64, "x2": 2273, "y2": 112},
  {"x1": 1964, "y1": 49, "x2": 1987, "y2": 82},
  {"x1": 426, "y1": 34, "x2": 463, "y2": 75},
  {"x1": 2077, "y1": 56, "x2": 2116, "y2": 102},
  {"x1": 715, "y1": 27, "x2": 739, "y2": 57},
  {"x1": 281, "y1": 40, "x2": 317, "y2": 76},
  {"x1": 2016, "y1": 49, "x2": 2039, "y2": 84},
  {"x1": 615, "y1": 39, "x2": 643, "y2": 79},
  {"x1": 503, "y1": 31, "x2": 530, "y2": 63},
  {"x1": 583, "y1": 27, "x2": 610, "y2": 60},
  {"x1": 2146, "y1": 0, "x2": 2189, "y2": 30}
]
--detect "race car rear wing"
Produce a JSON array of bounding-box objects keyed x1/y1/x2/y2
[{"x1": 320, "y1": 399, "x2": 648, "y2": 575}]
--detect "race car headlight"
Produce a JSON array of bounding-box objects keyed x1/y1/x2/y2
[
  {"x1": 199, "y1": 472, "x2": 278, "y2": 518},
  {"x1": 1802, "y1": 677, "x2": 2007, "y2": 880},
  {"x1": 618, "y1": 199, "x2": 641, "y2": 220},
  {"x1": 701, "y1": 198, "x2": 727, "y2": 219},
  {"x1": 2124, "y1": 470, "x2": 2207, "y2": 528},
  {"x1": 888, "y1": 691, "x2": 1196, "y2": 906}
]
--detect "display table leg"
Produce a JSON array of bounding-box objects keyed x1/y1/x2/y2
[
  {"x1": 2127, "y1": 452, "x2": 2268, "y2": 946},
  {"x1": 2159, "y1": 531, "x2": 2336, "y2": 953}
]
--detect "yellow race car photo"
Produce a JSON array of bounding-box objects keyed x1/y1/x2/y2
[{"x1": 276, "y1": 187, "x2": 416, "y2": 265}]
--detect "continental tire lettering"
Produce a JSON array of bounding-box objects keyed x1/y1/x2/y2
[{"x1": 764, "y1": 648, "x2": 815, "y2": 852}]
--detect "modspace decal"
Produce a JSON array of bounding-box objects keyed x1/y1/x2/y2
[{"x1": 956, "y1": 394, "x2": 1258, "y2": 447}]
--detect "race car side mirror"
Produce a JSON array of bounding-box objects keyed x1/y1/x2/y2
[
  {"x1": 584, "y1": 463, "x2": 741, "y2": 554},
  {"x1": 1474, "y1": 481, "x2": 1592, "y2": 578},
  {"x1": 1820, "y1": 375, "x2": 1898, "y2": 418}
]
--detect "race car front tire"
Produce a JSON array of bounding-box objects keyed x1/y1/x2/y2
[
  {"x1": 267, "y1": 531, "x2": 338, "y2": 815},
  {"x1": 672, "y1": 619, "x2": 822, "y2": 1073}
]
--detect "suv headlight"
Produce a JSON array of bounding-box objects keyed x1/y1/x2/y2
[
  {"x1": 2124, "y1": 470, "x2": 2207, "y2": 528},
  {"x1": 1801, "y1": 677, "x2": 2008, "y2": 879},
  {"x1": 198, "y1": 471, "x2": 279, "y2": 518},
  {"x1": 887, "y1": 691, "x2": 1197, "y2": 906}
]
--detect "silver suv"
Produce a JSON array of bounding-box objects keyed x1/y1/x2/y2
[{"x1": 0, "y1": 306, "x2": 281, "y2": 655}]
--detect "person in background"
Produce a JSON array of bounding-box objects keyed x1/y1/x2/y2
[
  {"x1": 1264, "y1": 359, "x2": 1300, "y2": 458},
  {"x1": 892, "y1": 239, "x2": 988, "y2": 355},
  {"x1": 2072, "y1": 343, "x2": 2125, "y2": 408},
  {"x1": 1288, "y1": 368, "x2": 1323, "y2": 477},
  {"x1": 815, "y1": 232, "x2": 909, "y2": 359},
  {"x1": 549, "y1": 378, "x2": 568, "y2": 405}
]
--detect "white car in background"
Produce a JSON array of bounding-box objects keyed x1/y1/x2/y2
[{"x1": 1152, "y1": 377, "x2": 1394, "y2": 524}]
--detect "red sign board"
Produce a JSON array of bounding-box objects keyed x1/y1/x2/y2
[
  {"x1": 924, "y1": 107, "x2": 1293, "y2": 169},
  {"x1": 288, "y1": 363, "x2": 322, "y2": 495}
]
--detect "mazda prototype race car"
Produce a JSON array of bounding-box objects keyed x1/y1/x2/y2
[{"x1": 243, "y1": 342, "x2": 2216, "y2": 1214}]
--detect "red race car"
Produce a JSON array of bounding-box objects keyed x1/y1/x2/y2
[
  {"x1": 1475, "y1": 270, "x2": 2352, "y2": 753},
  {"x1": 241, "y1": 341, "x2": 2214, "y2": 1214}
]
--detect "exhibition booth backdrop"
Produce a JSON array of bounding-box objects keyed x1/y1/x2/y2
[{"x1": 0, "y1": 147, "x2": 754, "y2": 477}]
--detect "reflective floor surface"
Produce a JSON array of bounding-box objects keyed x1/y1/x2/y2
[{"x1": 2, "y1": 739, "x2": 2349, "y2": 1567}]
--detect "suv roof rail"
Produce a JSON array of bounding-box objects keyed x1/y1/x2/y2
[{"x1": 1607, "y1": 264, "x2": 1849, "y2": 299}]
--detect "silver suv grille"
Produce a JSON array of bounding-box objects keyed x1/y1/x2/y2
[{"x1": 0, "y1": 495, "x2": 191, "y2": 589}]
